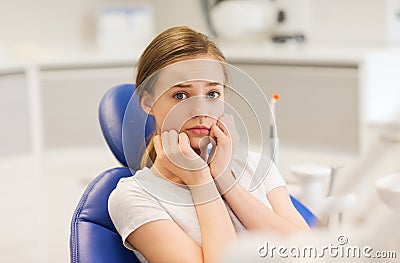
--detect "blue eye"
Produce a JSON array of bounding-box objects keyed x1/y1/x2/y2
[
  {"x1": 208, "y1": 91, "x2": 220, "y2": 99},
  {"x1": 174, "y1": 92, "x2": 188, "y2": 100}
]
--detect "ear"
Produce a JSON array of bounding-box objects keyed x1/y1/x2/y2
[{"x1": 140, "y1": 92, "x2": 153, "y2": 115}]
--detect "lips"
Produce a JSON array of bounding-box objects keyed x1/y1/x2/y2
[{"x1": 187, "y1": 125, "x2": 210, "y2": 135}]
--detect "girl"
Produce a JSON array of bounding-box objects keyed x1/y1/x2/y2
[{"x1": 109, "y1": 26, "x2": 310, "y2": 263}]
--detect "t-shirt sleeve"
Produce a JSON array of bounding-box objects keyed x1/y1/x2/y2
[
  {"x1": 244, "y1": 150, "x2": 287, "y2": 194},
  {"x1": 108, "y1": 179, "x2": 172, "y2": 250},
  {"x1": 233, "y1": 151, "x2": 286, "y2": 194},
  {"x1": 263, "y1": 161, "x2": 287, "y2": 194}
]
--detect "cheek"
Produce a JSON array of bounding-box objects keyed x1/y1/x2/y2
[
  {"x1": 214, "y1": 101, "x2": 224, "y2": 116},
  {"x1": 153, "y1": 102, "x2": 189, "y2": 132},
  {"x1": 161, "y1": 108, "x2": 189, "y2": 132},
  {"x1": 152, "y1": 105, "x2": 171, "y2": 131}
]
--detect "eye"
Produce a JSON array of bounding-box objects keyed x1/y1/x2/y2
[
  {"x1": 173, "y1": 92, "x2": 188, "y2": 100},
  {"x1": 207, "y1": 91, "x2": 220, "y2": 99}
]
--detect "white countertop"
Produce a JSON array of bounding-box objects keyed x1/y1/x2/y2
[
  {"x1": 220, "y1": 43, "x2": 378, "y2": 66},
  {"x1": 0, "y1": 51, "x2": 140, "y2": 74},
  {"x1": 0, "y1": 43, "x2": 395, "y2": 74}
]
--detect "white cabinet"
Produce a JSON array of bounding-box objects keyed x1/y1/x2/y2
[
  {"x1": 232, "y1": 63, "x2": 359, "y2": 154},
  {"x1": 0, "y1": 72, "x2": 30, "y2": 157},
  {"x1": 40, "y1": 67, "x2": 133, "y2": 149}
]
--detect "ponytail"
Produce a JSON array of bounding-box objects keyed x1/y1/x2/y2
[{"x1": 140, "y1": 133, "x2": 157, "y2": 168}]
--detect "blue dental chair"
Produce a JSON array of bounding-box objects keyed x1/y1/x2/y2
[{"x1": 69, "y1": 83, "x2": 317, "y2": 263}]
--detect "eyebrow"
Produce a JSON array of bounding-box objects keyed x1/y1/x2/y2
[
  {"x1": 171, "y1": 83, "x2": 191, "y2": 88},
  {"x1": 170, "y1": 82, "x2": 223, "y2": 89}
]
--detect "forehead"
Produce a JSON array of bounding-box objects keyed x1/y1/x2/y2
[{"x1": 153, "y1": 59, "x2": 225, "y2": 93}]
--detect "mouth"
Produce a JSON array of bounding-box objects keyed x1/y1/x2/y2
[{"x1": 186, "y1": 125, "x2": 210, "y2": 135}]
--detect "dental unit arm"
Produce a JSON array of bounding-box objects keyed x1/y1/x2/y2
[
  {"x1": 269, "y1": 93, "x2": 356, "y2": 226},
  {"x1": 220, "y1": 126, "x2": 400, "y2": 263}
]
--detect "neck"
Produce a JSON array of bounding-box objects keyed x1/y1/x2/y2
[{"x1": 150, "y1": 160, "x2": 185, "y2": 185}]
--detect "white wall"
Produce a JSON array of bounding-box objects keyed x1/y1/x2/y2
[
  {"x1": 150, "y1": 0, "x2": 208, "y2": 34},
  {"x1": 0, "y1": 0, "x2": 98, "y2": 51},
  {"x1": 0, "y1": 0, "x2": 396, "y2": 56},
  {"x1": 308, "y1": 0, "x2": 388, "y2": 45},
  {"x1": 0, "y1": 0, "x2": 208, "y2": 55}
]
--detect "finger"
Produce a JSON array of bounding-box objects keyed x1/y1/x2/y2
[
  {"x1": 208, "y1": 125, "x2": 217, "y2": 146},
  {"x1": 217, "y1": 116, "x2": 229, "y2": 135},
  {"x1": 219, "y1": 114, "x2": 236, "y2": 134},
  {"x1": 178, "y1": 132, "x2": 196, "y2": 157},
  {"x1": 161, "y1": 131, "x2": 170, "y2": 153},
  {"x1": 210, "y1": 125, "x2": 233, "y2": 157},
  {"x1": 167, "y1": 130, "x2": 179, "y2": 152},
  {"x1": 153, "y1": 135, "x2": 162, "y2": 155},
  {"x1": 210, "y1": 124, "x2": 226, "y2": 141}
]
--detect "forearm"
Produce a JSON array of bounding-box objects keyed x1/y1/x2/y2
[
  {"x1": 223, "y1": 182, "x2": 309, "y2": 234},
  {"x1": 190, "y1": 181, "x2": 237, "y2": 263}
]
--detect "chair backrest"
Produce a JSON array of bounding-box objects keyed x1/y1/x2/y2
[
  {"x1": 70, "y1": 84, "x2": 146, "y2": 263},
  {"x1": 70, "y1": 167, "x2": 139, "y2": 263},
  {"x1": 98, "y1": 83, "x2": 155, "y2": 169},
  {"x1": 70, "y1": 83, "x2": 317, "y2": 263}
]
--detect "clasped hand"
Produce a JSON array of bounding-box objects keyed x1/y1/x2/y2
[{"x1": 153, "y1": 114, "x2": 239, "y2": 186}]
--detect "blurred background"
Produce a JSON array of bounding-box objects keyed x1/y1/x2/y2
[{"x1": 1, "y1": 0, "x2": 400, "y2": 262}]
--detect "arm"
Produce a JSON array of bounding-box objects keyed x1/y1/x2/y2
[
  {"x1": 208, "y1": 115, "x2": 309, "y2": 234},
  {"x1": 146, "y1": 132, "x2": 236, "y2": 263},
  {"x1": 127, "y1": 220, "x2": 203, "y2": 263},
  {"x1": 190, "y1": 181, "x2": 237, "y2": 263},
  {"x1": 222, "y1": 182, "x2": 310, "y2": 234},
  {"x1": 126, "y1": 184, "x2": 236, "y2": 263}
]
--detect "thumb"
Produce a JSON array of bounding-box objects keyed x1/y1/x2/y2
[{"x1": 178, "y1": 132, "x2": 196, "y2": 158}]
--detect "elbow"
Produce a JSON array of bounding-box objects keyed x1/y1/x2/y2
[
  {"x1": 274, "y1": 218, "x2": 312, "y2": 236},
  {"x1": 286, "y1": 220, "x2": 312, "y2": 235},
  {"x1": 296, "y1": 223, "x2": 312, "y2": 233}
]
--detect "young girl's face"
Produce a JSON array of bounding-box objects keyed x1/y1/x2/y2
[{"x1": 145, "y1": 59, "x2": 226, "y2": 150}]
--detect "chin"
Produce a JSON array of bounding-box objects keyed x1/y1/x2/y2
[{"x1": 187, "y1": 135, "x2": 206, "y2": 150}]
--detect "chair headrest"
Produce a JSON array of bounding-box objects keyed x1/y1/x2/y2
[{"x1": 98, "y1": 84, "x2": 155, "y2": 169}]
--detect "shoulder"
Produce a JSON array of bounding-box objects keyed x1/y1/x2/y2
[
  {"x1": 108, "y1": 168, "x2": 172, "y2": 249},
  {"x1": 108, "y1": 168, "x2": 159, "y2": 207}
]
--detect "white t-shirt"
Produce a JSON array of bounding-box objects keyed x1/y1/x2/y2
[{"x1": 108, "y1": 151, "x2": 286, "y2": 262}]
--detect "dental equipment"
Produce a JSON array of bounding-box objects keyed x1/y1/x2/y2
[
  {"x1": 291, "y1": 164, "x2": 332, "y2": 211},
  {"x1": 269, "y1": 93, "x2": 356, "y2": 225},
  {"x1": 333, "y1": 123, "x2": 400, "y2": 223},
  {"x1": 219, "y1": 173, "x2": 400, "y2": 263},
  {"x1": 291, "y1": 164, "x2": 356, "y2": 227},
  {"x1": 376, "y1": 173, "x2": 400, "y2": 212},
  {"x1": 219, "y1": 127, "x2": 400, "y2": 263},
  {"x1": 270, "y1": 93, "x2": 280, "y2": 167}
]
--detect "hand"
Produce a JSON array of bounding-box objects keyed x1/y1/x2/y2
[
  {"x1": 208, "y1": 114, "x2": 240, "y2": 179},
  {"x1": 153, "y1": 130, "x2": 212, "y2": 186}
]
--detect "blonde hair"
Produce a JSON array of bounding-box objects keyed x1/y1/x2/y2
[{"x1": 135, "y1": 26, "x2": 226, "y2": 168}]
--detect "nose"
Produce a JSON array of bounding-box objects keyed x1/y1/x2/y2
[{"x1": 190, "y1": 96, "x2": 209, "y2": 118}]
